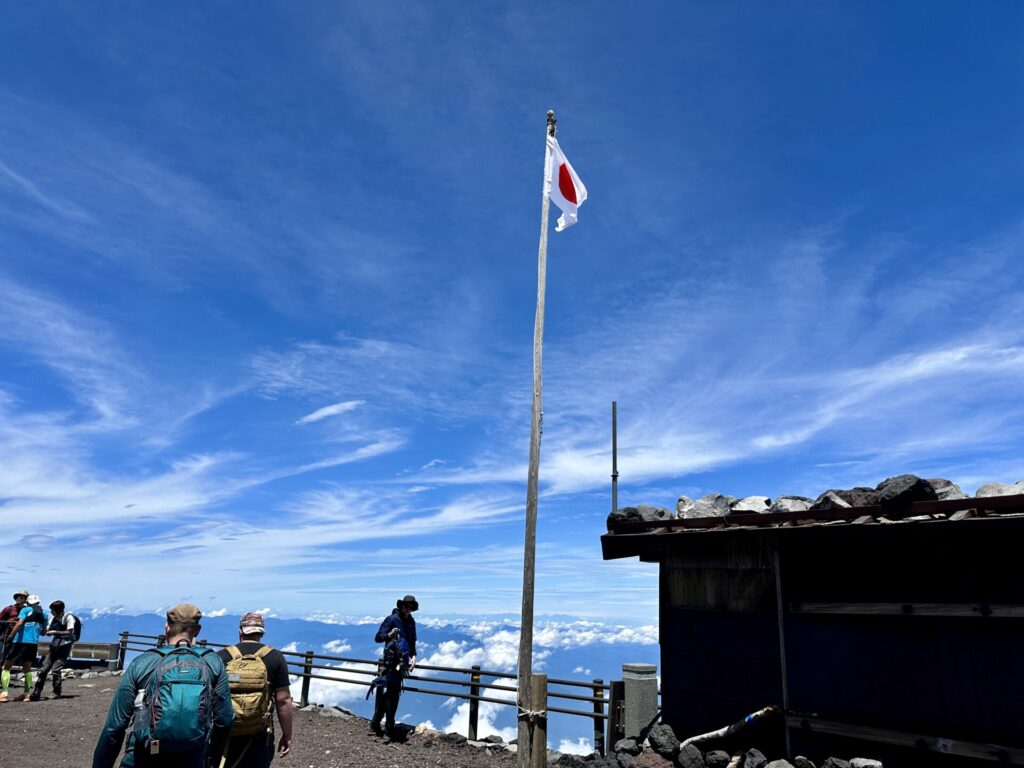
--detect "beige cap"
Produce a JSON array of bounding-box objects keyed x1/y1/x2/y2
[
  {"x1": 166, "y1": 603, "x2": 202, "y2": 624},
  {"x1": 12, "y1": 589, "x2": 29, "y2": 599}
]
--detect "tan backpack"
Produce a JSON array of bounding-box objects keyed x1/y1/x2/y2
[{"x1": 224, "y1": 645, "x2": 275, "y2": 735}]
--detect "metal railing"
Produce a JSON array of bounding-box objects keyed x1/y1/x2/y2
[{"x1": 118, "y1": 631, "x2": 616, "y2": 755}]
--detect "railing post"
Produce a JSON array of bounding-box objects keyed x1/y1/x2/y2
[
  {"x1": 468, "y1": 665, "x2": 481, "y2": 741},
  {"x1": 592, "y1": 678, "x2": 605, "y2": 756},
  {"x1": 154, "y1": 634, "x2": 163, "y2": 647},
  {"x1": 300, "y1": 650, "x2": 314, "y2": 707},
  {"x1": 607, "y1": 679, "x2": 624, "y2": 750},
  {"x1": 117, "y1": 632, "x2": 128, "y2": 670},
  {"x1": 198, "y1": 639, "x2": 208, "y2": 649},
  {"x1": 529, "y1": 673, "x2": 548, "y2": 768}
]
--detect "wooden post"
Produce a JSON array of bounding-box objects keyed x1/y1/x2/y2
[
  {"x1": 300, "y1": 650, "x2": 314, "y2": 707},
  {"x1": 117, "y1": 632, "x2": 128, "y2": 670},
  {"x1": 773, "y1": 543, "x2": 792, "y2": 759},
  {"x1": 518, "y1": 108, "x2": 556, "y2": 768},
  {"x1": 468, "y1": 665, "x2": 481, "y2": 741},
  {"x1": 593, "y1": 679, "x2": 605, "y2": 756},
  {"x1": 529, "y1": 673, "x2": 548, "y2": 768},
  {"x1": 607, "y1": 680, "x2": 625, "y2": 750},
  {"x1": 198, "y1": 639, "x2": 208, "y2": 649}
]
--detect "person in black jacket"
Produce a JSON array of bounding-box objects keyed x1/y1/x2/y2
[
  {"x1": 370, "y1": 595, "x2": 418, "y2": 740},
  {"x1": 30, "y1": 600, "x2": 78, "y2": 700}
]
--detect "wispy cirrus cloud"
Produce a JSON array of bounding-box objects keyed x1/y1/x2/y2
[
  {"x1": 0, "y1": 276, "x2": 143, "y2": 425},
  {"x1": 251, "y1": 334, "x2": 483, "y2": 419},
  {"x1": 0, "y1": 159, "x2": 91, "y2": 221},
  {"x1": 389, "y1": 227, "x2": 1024, "y2": 501},
  {"x1": 296, "y1": 399, "x2": 365, "y2": 425}
]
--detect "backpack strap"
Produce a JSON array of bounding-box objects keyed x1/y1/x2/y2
[
  {"x1": 226, "y1": 645, "x2": 242, "y2": 660},
  {"x1": 160, "y1": 643, "x2": 211, "y2": 659},
  {"x1": 254, "y1": 645, "x2": 273, "y2": 660}
]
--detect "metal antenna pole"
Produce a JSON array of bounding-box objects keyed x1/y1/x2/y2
[{"x1": 611, "y1": 401, "x2": 619, "y2": 513}]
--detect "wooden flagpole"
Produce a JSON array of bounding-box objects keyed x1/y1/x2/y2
[{"x1": 517, "y1": 109, "x2": 556, "y2": 768}]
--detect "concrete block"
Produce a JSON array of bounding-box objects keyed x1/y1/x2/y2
[{"x1": 622, "y1": 663, "x2": 658, "y2": 739}]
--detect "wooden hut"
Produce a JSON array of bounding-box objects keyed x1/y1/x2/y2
[{"x1": 601, "y1": 494, "x2": 1024, "y2": 766}]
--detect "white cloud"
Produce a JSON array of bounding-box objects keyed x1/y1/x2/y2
[
  {"x1": 293, "y1": 661, "x2": 378, "y2": 706},
  {"x1": 421, "y1": 640, "x2": 486, "y2": 671},
  {"x1": 441, "y1": 699, "x2": 517, "y2": 742},
  {"x1": 295, "y1": 400, "x2": 364, "y2": 425},
  {"x1": 251, "y1": 335, "x2": 474, "y2": 418},
  {"x1": 0, "y1": 277, "x2": 142, "y2": 425},
  {"x1": 0, "y1": 159, "x2": 91, "y2": 221},
  {"x1": 454, "y1": 620, "x2": 659, "y2": 654},
  {"x1": 205, "y1": 608, "x2": 228, "y2": 618},
  {"x1": 557, "y1": 737, "x2": 593, "y2": 756},
  {"x1": 322, "y1": 639, "x2": 352, "y2": 654}
]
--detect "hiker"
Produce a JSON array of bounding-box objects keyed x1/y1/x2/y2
[
  {"x1": 370, "y1": 594, "x2": 418, "y2": 740},
  {"x1": 30, "y1": 600, "x2": 79, "y2": 700},
  {"x1": 2, "y1": 593, "x2": 45, "y2": 702},
  {"x1": 0, "y1": 590, "x2": 27, "y2": 666},
  {"x1": 216, "y1": 612, "x2": 293, "y2": 767},
  {"x1": 92, "y1": 604, "x2": 234, "y2": 768}
]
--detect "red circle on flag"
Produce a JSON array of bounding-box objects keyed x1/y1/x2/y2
[{"x1": 558, "y1": 164, "x2": 577, "y2": 205}]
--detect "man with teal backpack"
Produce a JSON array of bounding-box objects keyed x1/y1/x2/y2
[{"x1": 92, "y1": 604, "x2": 235, "y2": 768}]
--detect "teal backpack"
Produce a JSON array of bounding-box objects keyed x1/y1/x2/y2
[{"x1": 132, "y1": 645, "x2": 215, "y2": 756}]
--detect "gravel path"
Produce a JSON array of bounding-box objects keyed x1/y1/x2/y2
[{"x1": 0, "y1": 676, "x2": 519, "y2": 768}]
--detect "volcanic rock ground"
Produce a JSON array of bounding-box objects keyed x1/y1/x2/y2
[{"x1": 0, "y1": 676, "x2": 518, "y2": 768}]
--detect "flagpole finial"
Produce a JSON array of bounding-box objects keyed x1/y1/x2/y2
[{"x1": 547, "y1": 110, "x2": 556, "y2": 137}]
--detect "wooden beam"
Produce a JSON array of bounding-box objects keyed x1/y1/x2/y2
[
  {"x1": 786, "y1": 715, "x2": 1024, "y2": 764},
  {"x1": 787, "y1": 602, "x2": 1024, "y2": 618}
]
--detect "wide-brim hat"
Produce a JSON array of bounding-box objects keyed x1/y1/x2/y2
[
  {"x1": 12, "y1": 589, "x2": 29, "y2": 599},
  {"x1": 397, "y1": 595, "x2": 419, "y2": 611},
  {"x1": 26, "y1": 594, "x2": 41, "y2": 606}
]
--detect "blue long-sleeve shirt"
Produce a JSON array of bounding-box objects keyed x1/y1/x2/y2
[
  {"x1": 92, "y1": 644, "x2": 234, "y2": 768},
  {"x1": 375, "y1": 609, "x2": 417, "y2": 658}
]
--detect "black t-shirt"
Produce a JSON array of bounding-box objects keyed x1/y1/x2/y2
[{"x1": 217, "y1": 641, "x2": 291, "y2": 691}]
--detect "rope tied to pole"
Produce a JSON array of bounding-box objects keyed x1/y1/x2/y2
[{"x1": 517, "y1": 705, "x2": 547, "y2": 722}]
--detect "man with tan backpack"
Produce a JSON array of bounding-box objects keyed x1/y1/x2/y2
[{"x1": 217, "y1": 613, "x2": 293, "y2": 767}]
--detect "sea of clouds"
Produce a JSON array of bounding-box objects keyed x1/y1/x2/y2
[{"x1": 85, "y1": 611, "x2": 658, "y2": 754}]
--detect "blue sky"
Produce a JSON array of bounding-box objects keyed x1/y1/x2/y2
[{"x1": 2, "y1": 3, "x2": 1023, "y2": 622}]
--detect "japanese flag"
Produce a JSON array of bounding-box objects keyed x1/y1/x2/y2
[{"x1": 546, "y1": 137, "x2": 588, "y2": 231}]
